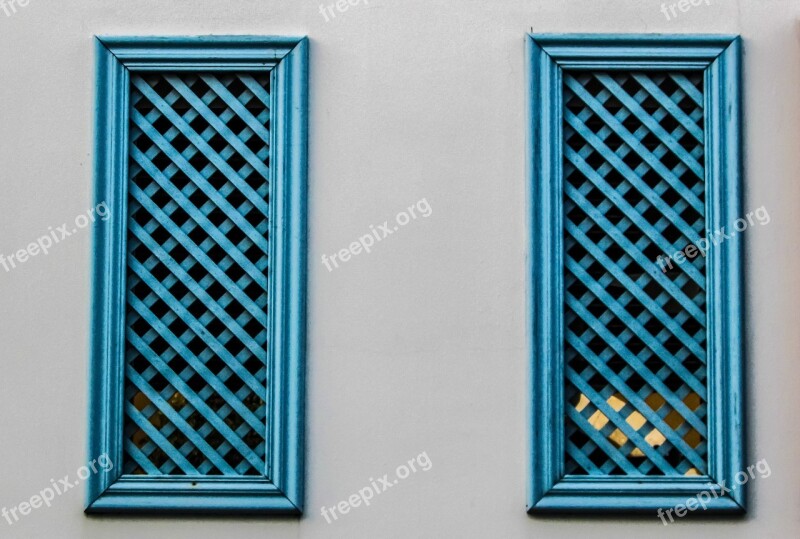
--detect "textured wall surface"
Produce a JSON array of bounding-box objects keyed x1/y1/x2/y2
[{"x1": 0, "y1": 0, "x2": 797, "y2": 537}]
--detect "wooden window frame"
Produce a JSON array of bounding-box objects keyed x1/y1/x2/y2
[
  {"x1": 527, "y1": 34, "x2": 744, "y2": 514},
  {"x1": 87, "y1": 36, "x2": 308, "y2": 515}
]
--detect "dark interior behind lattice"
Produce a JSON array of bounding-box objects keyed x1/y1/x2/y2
[
  {"x1": 561, "y1": 71, "x2": 709, "y2": 477},
  {"x1": 122, "y1": 71, "x2": 271, "y2": 476}
]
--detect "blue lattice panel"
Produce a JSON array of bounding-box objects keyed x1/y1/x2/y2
[
  {"x1": 562, "y1": 71, "x2": 708, "y2": 476},
  {"x1": 123, "y1": 72, "x2": 271, "y2": 476}
]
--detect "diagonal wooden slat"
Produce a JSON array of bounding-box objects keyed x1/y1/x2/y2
[
  {"x1": 562, "y1": 71, "x2": 708, "y2": 478},
  {"x1": 566, "y1": 259, "x2": 708, "y2": 390},
  {"x1": 164, "y1": 75, "x2": 271, "y2": 180},
  {"x1": 238, "y1": 74, "x2": 271, "y2": 108},
  {"x1": 128, "y1": 295, "x2": 265, "y2": 436},
  {"x1": 124, "y1": 436, "x2": 165, "y2": 475},
  {"x1": 128, "y1": 221, "x2": 266, "y2": 359},
  {"x1": 565, "y1": 184, "x2": 705, "y2": 323},
  {"x1": 125, "y1": 401, "x2": 200, "y2": 475},
  {"x1": 127, "y1": 369, "x2": 237, "y2": 474},
  {"x1": 566, "y1": 367, "x2": 679, "y2": 475},
  {"x1": 671, "y1": 73, "x2": 704, "y2": 106},
  {"x1": 564, "y1": 77, "x2": 705, "y2": 214},
  {"x1": 564, "y1": 145, "x2": 706, "y2": 288},
  {"x1": 566, "y1": 337, "x2": 707, "y2": 470},
  {"x1": 565, "y1": 143, "x2": 706, "y2": 287},
  {"x1": 129, "y1": 258, "x2": 266, "y2": 398},
  {"x1": 567, "y1": 407, "x2": 639, "y2": 475},
  {"x1": 566, "y1": 222, "x2": 705, "y2": 358},
  {"x1": 127, "y1": 329, "x2": 265, "y2": 473},
  {"x1": 566, "y1": 294, "x2": 707, "y2": 426},
  {"x1": 130, "y1": 146, "x2": 266, "y2": 283},
  {"x1": 565, "y1": 440, "x2": 602, "y2": 475},
  {"x1": 593, "y1": 74, "x2": 704, "y2": 178},
  {"x1": 123, "y1": 71, "x2": 271, "y2": 477},
  {"x1": 130, "y1": 109, "x2": 269, "y2": 250},
  {"x1": 131, "y1": 77, "x2": 270, "y2": 216},
  {"x1": 129, "y1": 183, "x2": 266, "y2": 322},
  {"x1": 199, "y1": 74, "x2": 272, "y2": 142},
  {"x1": 631, "y1": 74, "x2": 704, "y2": 143},
  {"x1": 565, "y1": 110, "x2": 703, "y2": 240}
]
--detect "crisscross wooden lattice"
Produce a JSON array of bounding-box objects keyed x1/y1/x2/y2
[
  {"x1": 562, "y1": 71, "x2": 708, "y2": 476},
  {"x1": 123, "y1": 72, "x2": 271, "y2": 476}
]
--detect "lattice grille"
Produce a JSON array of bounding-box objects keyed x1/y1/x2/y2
[
  {"x1": 562, "y1": 71, "x2": 708, "y2": 476},
  {"x1": 123, "y1": 72, "x2": 271, "y2": 476}
]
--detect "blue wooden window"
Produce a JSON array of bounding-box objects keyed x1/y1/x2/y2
[
  {"x1": 87, "y1": 36, "x2": 307, "y2": 514},
  {"x1": 528, "y1": 35, "x2": 743, "y2": 513}
]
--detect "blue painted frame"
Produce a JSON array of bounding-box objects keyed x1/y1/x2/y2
[
  {"x1": 527, "y1": 34, "x2": 744, "y2": 514},
  {"x1": 87, "y1": 36, "x2": 308, "y2": 515}
]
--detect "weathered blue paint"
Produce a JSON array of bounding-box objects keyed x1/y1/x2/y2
[
  {"x1": 87, "y1": 36, "x2": 308, "y2": 515},
  {"x1": 527, "y1": 34, "x2": 743, "y2": 514}
]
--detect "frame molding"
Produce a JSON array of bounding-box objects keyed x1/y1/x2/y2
[
  {"x1": 87, "y1": 36, "x2": 308, "y2": 515},
  {"x1": 527, "y1": 34, "x2": 743, "y2": 514}
]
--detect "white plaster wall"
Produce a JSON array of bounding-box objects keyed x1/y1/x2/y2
[{"x1": 0, "y1": 0, "x2": 797, "y2": 537}]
